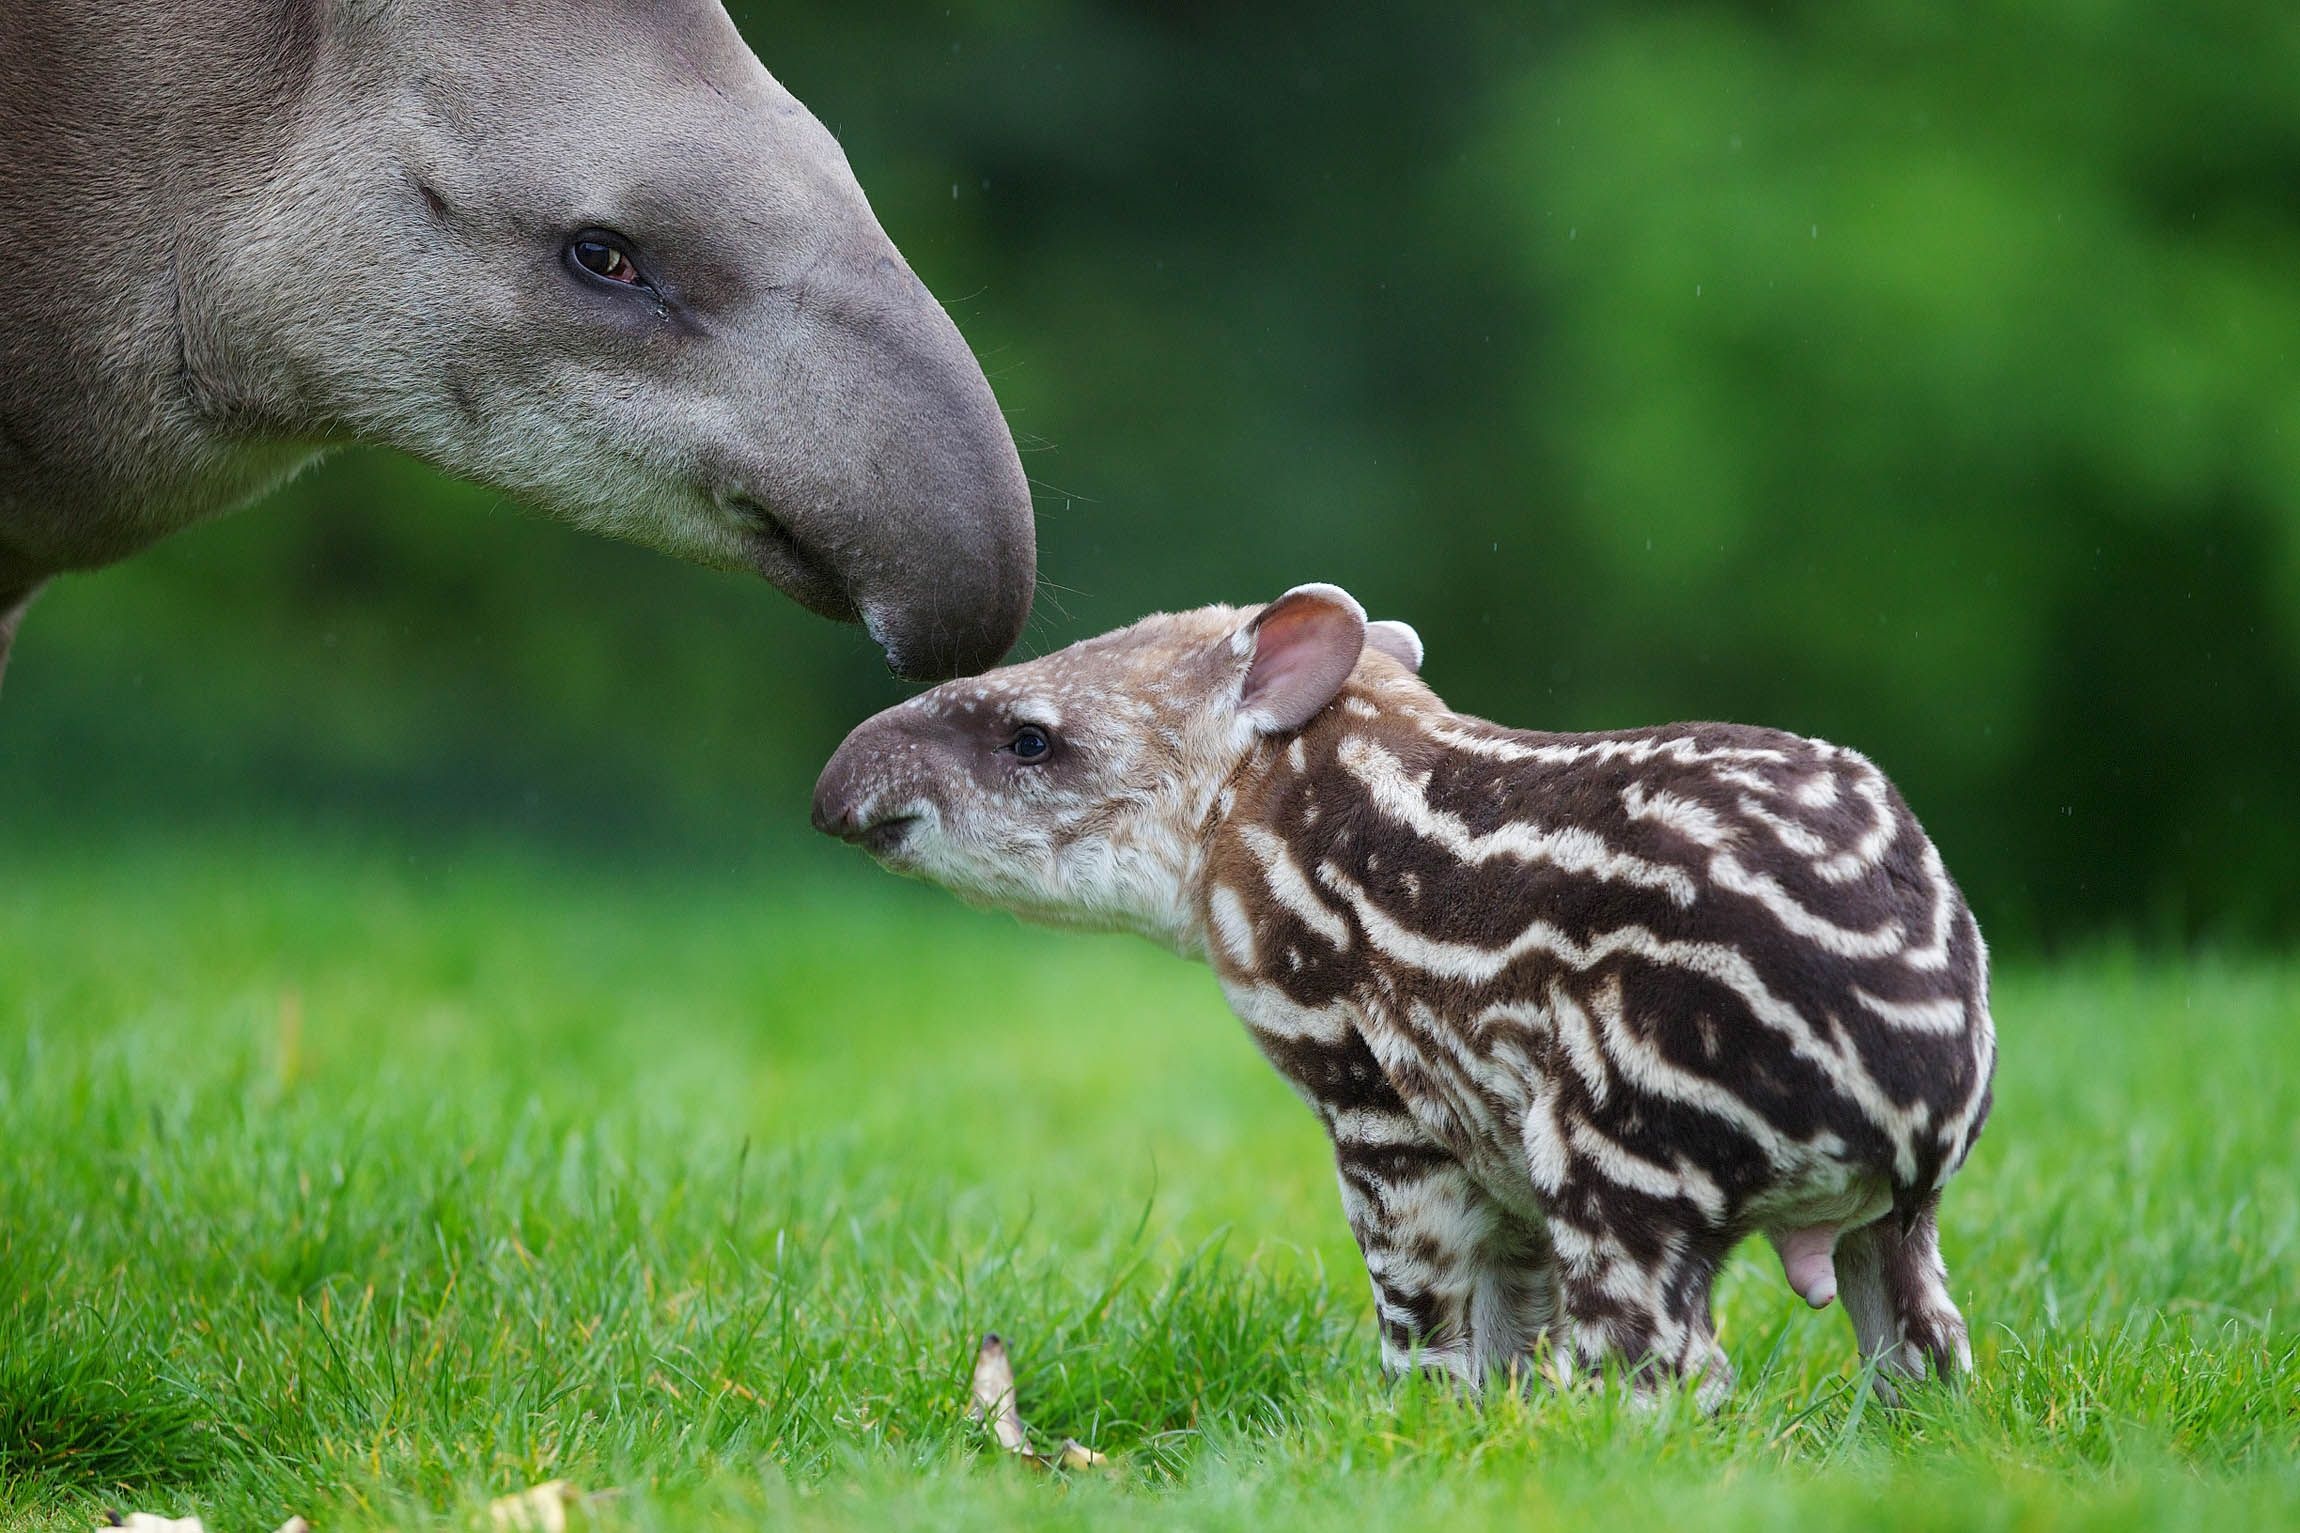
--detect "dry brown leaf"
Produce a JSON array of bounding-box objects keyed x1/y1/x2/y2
[
  {"x1": 966, "y1": 1331, "x2": 1033, "y2": 1455},
  {"x1": 963, "y1": 1331, "x2": 1109, "y2": 1472},
  {"x1": 487, "y1": 1480, "x2": 584, "y2": 1533},
  {"x1": 98, "y1": 1516, "x2": 309, "y2": 1533}
]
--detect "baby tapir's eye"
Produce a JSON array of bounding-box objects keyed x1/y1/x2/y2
[{"x1": 1009, "y1": 725, "x2": 1053, "y2": 763}]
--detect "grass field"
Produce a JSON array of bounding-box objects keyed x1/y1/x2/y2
[{"x1": 2, "y1": 834, "x2": 2295, "y2": 1530}]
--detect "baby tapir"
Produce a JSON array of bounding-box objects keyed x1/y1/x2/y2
[{"x1": 813, "y1": 584, "x2": 1996, "y2": 1403}]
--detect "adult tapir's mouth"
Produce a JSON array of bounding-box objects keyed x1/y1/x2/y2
[{"x1": 728, "y1": 496, "x2": 860, "y2": 624}]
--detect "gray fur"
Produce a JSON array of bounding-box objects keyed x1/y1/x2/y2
[{"x1": 0, "y1": 0, "x2": 1035, "y2": 685}]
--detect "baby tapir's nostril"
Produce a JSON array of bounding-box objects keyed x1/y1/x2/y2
[
  {"x1": 812, "y1": 726, "x2": 921, "y2": 848},
  {"x1": 810, "y1": 748, "x2": 866, "y2": 840}
]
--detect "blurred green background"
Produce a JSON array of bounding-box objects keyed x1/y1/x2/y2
[{"x1": 6, "y1": 0, "x2": 2299, "y2": 949}]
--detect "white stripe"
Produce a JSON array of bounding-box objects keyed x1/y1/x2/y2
[
  {"x1": 1207, "y1": 884, "x2": 1257, "y2": 970},
  {"x1": 1737, "y1": 794, "x2": 1829, "y2": 857},
  {"x1": 1549, "y1": 979, "x2": 1614, "y2": 1105},
  {"x1": 1565, "y1": 1118, "x2": 1729, "y2": 1221},
  {"x1": 1621, "y1": 782, "x2": 1736, "y2": 848},
  {"x1": 1522, "y1": 1085, "x2": 1571, "y2": 1196},
  {"x1": 1426, "y1": 724, "x2": 1793, "y2": 769},
  {"x1": 1815, "y1": 770, "x2": 1899, "y2": 883},
  {"x1": 1708, "y1": 853, "x2": 1908, "y2": 959},
  {"x1": 1576, "y1": 976, "x2": 1823, "y2": 1170},
  {"x1": 1322, "y1": 866, "x2": 1926, "y2": 1182},
  {"x1": 1901, "y1": 842, "x2": 1956, "y2": 971},
  {"x1": 1342, "y1": 736, "x2": 1700, "y2": 906},
  {"x1": 1240, "y1": 823, "x2": 1351, "y2": 949},
  {"x1": 1716, "y1": 766, "x2": 1781, "y2": 796},
  {"x1": 1330, "y1": 1106, "x2": 1431, "y2": 1148},
  {"x1": 1221, "y1": 981, "x2": 1356, "y2": 1047},
  {"x1": 1853, "y1": 986, "x2": 1966, "y2": 1034}
]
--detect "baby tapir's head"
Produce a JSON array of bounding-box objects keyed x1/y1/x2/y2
[{"x1": 812, "y1": 583, "x2": 1425, "y2": 946}]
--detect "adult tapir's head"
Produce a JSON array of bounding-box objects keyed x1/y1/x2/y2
[{"x1": 194, "y1": 0, "x2": 1033, "y2": 680}]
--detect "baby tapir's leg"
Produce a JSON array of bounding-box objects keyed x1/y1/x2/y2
[
  {"x1": 1530, "y1": 1122, "x2": 1736, "y2": 1402},
  {"x1": 1833, "y1": 1197, "x2": 1972, "y2": 1402},
  {"x1": 1546, "y1": 1212, "x2": 1734, "y2": 1404},
  {"x1": 1330, "y1": 1118, "x2": 1556, "y2": 1384},
  {"x1": 1236, "y1": 993, "x2": 1555, "y2": 1383}
]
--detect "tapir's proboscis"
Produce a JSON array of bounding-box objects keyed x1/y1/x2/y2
[{"x1": 0, "y1": 0, "x2": 1036, "y2": 689}]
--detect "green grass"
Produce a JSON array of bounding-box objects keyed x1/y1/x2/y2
[{"x1": 1, "y1": 834, "x2": 2294, "y2": 1530}]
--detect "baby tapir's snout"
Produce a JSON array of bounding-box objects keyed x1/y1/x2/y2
[{"x1": 812, "y1": 707, "x2": 933, "y2": 850}]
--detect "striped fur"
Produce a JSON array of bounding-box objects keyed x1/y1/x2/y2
[{"x1": 814, "y1": 588, "x2": 1995, "y2": 1402}]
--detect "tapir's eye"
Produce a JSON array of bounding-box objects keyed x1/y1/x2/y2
[
  {"x1": 566, "y1": 233, "x2": 645, "y2": 288},
  {"x1": 1009, "y1": 725, "x2": 1053, "y2": 763}
]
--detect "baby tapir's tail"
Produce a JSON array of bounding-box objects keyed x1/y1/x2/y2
[{"x1": 1835, "y1": 1195, "x2": 1972, "y2": 1399}]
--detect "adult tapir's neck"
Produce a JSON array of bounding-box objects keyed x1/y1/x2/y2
[{"x1": 0, "y1": 0, "x2": 324, "y2": 566}]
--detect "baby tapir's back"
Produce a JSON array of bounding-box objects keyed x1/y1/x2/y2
[{"x1": 1201, "y1": 688, "x2": 1997, "y2": 1234}]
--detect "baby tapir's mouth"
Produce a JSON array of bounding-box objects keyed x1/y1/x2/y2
[
  {"x1": 813, "y1": 723, "x2": 929, "y2": 860},
  {"x1": 854, "y1": 813, "x2": 920, "y2": 858},
  {"x1": 810, "y1": 787, "x2": 921, "y2": 860}
]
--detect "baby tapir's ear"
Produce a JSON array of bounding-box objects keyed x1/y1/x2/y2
[
  {"x1": 1236, "y1": 583, "x2": 1368, "y2": 734},
  {"x1": 1365, "y1": 619, "x2": 1424, "y2": 672}
]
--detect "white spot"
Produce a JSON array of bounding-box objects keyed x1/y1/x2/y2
[{"x1": 1794, "y1": 773, "x2": 1841, "y2": 808}]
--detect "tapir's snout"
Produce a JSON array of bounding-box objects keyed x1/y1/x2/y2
[
  {"x1": 811, "y1": 708, "x2": 927, "y2": 852},
  {"x1": 740, "y1": 238, "x2": 1035, "y2": 683},
  {"x1": 843, "y1": 353, "x2": 1036, "y2": 683},
  {"x1": 810, "y1": 731, "x2": 872, "y2": 841}
]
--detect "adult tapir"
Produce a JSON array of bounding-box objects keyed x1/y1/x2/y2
[{"x1": 0, "y1": 0, "x2": 1035, "y2": 690}]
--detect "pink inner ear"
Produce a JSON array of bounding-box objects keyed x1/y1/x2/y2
[{"x1": 1243, "y1": 594, "x2": 1365, "y2": 733}]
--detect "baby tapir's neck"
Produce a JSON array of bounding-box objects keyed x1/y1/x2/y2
[{"x1": 1194, "y1": 674, "x2": 1473, "y2": 988}]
